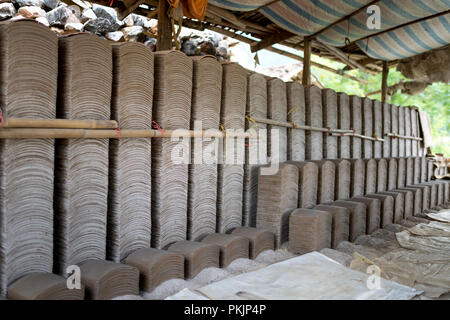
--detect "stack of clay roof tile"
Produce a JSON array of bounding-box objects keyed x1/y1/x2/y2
[
  {"x1": 267, "y1": 78, "x2": 287, "y2": 163},
  {"x1": 54, "y1": 33, "x2": 112, "y2": 273},
  {"x1": 107, "y1": 42, "x2": 154, "y2": 262},
  {"x1": 216, "y1": 62, "x2": 247, "y2": 233},
  {"x1": 168, "y1": 241, "x2": 220, "y2": 279},
  {"x1": 286, "y1": 82, "x2": 305, "y2": 161},
  {"x1": 187, "y1": 56, "x2": 222, "y2": 241},
  {"x1": 151, "y1": 50, "x2": 193, "y2": 249},
  {"x1": 124, "y1": 248, "x2": 184, "y2": 293},
  {"x1": 0, "y1": 20, "x2": 58, "y2": 296},
  {"x1": 243, "y1": 72, "x2": 267, "y2": 227}
]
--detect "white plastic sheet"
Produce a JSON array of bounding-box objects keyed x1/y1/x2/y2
[{"x1": 167, "y1": 252, "x2": 420, "y2": 300}]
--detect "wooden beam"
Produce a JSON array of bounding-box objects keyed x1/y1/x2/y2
[
  {"x1": 251, "y1": 30, "x2": 294, "y2": 52},
  {"x1": 344, "y1": 57, "x2": 382, "y2": 72},
  {"x1": 381, "y1": 61, "x2": 389, "y2": 103},
  {"x1": 207, "y1": 25, "x2": 367, "y2": 84},
  {"x1": 315, "y1": 39, "x2": 377, "y2": 74},
  {"x1": 302, "y1": 38, "x2": 312, "y2": 86},
  {"x1": 117, "y1": 0, "x2": 146, "y2": 20},
  {"x1": 157, "y1": 0, "x2": 172, "y2": 51}
]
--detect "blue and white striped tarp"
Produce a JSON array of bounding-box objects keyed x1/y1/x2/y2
[
  {"x1": 208, "y1": 0, "x2": 450, "y2": 60},
  {"x1": 209, "y1": 0, "x2": 272, "y2": 11},
  {"x1": 357, "y1": 14, "x2": 450, "y2": 60}
]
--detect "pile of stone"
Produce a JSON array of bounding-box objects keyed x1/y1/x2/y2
[
  {"x1": 180, "y1": 30, "x2": 230, "y2": 61},
  {"x1": 0, "y1": 0, "x2": 231, "y2": 59},
  {"x1": 0, "y1": 0, "x2": 158, "y2": 50}
]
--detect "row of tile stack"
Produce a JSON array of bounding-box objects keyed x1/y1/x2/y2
[{"x1": 256, "y1": 157, "x2": 449, "y2": 254}]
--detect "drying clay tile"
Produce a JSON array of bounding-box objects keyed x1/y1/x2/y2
[
  {"x1": 288, "y1": 209, "x2": 332, "y2": 255},
  {"x1": 314, "y1": 205, "x2": 350, "y2": 249},
  {"x1": 314, "y1": 160, "x2": 335, "y2": 204},
  {"x1": 256, "y1": 163, "x2": 298, "y2": 247},
  {"x1": 333, "y1": 159, "x2": 351, "y2": 201},
  {"x1": 216, "y1": 62, "x2": 247, "y2": 233},
  {"x1": 0, "y1": 20, "x2": 58, "y2": 296},
  {"x1": 364, "y1": 194, "x2": 394, "y2": 228},
  {"x1": 286, "y1": 82, "x2": 305, "y2": 161},
  {"x1": 8, "y1": 273, "x2": 84, "y2": 300},
  {"x1": 188, "y1": 56, "x2": 222, "y2": 240},
  {"x1": 382, "y1": 102, "x2": 391, "y2": 158},
  {"x1": 243, "y1": 72, "x2": 267, "y2": 227},
  {"x1": 322, "y1": 89, "x2": 338, "y2": 159},
  {"x1": 349, "y1": 197, "x2": 381, "y2": 234},
  {"x1": 107, "y1": 42, "x2": 154, "y2": 262},
  {"x1": 350, "y1": 159, "x2": 365, "y2": 197},
  {"x1": 372, "y1": 100, "x2": 383, "y2": 158},
  {"x1": 390, "y1": 105, "x2": 399, "y2": 158},
  {"x1": 332, "y1": 201, "x2": 367, "y2": 242},
  {"x1": 378, "y1": 191, "x2": 405, "y2": 223},
  {"x1": 167, "y1": 241, "x2": 220, "y2": 279},
  {"x1": 349, "y1": 95, "x2": 362, "y2": 159},
  {"x1": 377, "y1": 158, "x2": 388, "y2": 192},
  {"x1": 337, "y1": 93, "x2": 351, "y2": 159},
  {"x1": 231, "y1": 227, "x2": 275, "y2": 259},
  {"x1": 361, "y1": 98, "x2": 373, "y2": 159},
  {"x1": 202, "y1": 234, "x2": 249, "y2": 267},
  {"x1": 365, "y1": 159, "x2": 378, "y2": 194},
  {"x1": 151, "y1": 51, "x2": 193, "y2": 249},
  {"x1": 305, "y1": 85, "x2": 323, "y2": 160},
  {"x1": 124, "y1": 248, "x2": 184, "y2": 293},
  {"x1": 79, "y1": 260, "x2": 139, "y2": 300},
  {"x1": 54, "y1": 33, "x2": 112, "y2": 273},
  {"x1": 267, "y1": 78, "x2": 287, "y2": 163}
]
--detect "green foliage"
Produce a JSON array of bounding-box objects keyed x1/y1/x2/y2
[{"x1": 310, "y1": 56, "x2": 450, "y2": 155}]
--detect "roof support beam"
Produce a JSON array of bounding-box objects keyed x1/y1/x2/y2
[
  {"x1": 117, "y1": 0, "x2": 146, "y2": 20},
  {"x1": 251, "y1": 30, "x2": 294, "y2": 52},
  {"x1": 156, "y1": 0, "x2": 172, "y2": 51},
  {"x1": 381, "y1": 61, "x2": 389, "y2": 103},
  {"x1": 205, "y1": 25, "x2": 367, "y2": 84},
  {"x1": 316, "y1": 39, "x2": 377, "y2": 75},
  {"x1": 302, "y1": 38, "x2": 312, "y2": 86}
]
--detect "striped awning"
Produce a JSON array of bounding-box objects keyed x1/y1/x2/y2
[{"x1": 208, "y1": 0, "x2": 450, "y2": 61}]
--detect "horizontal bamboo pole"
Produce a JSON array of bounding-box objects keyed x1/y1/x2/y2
[
  {"x1": 331, "y1": 132, "x2": 385, "y2": 142},
  {"x1": 386, "y1": 133, "x2": 423, "y2": 141},
  {"x1": 0, "y1": 128, "x2": 258, "y2": 139},
  {"x1": 252, "y1": 117, "x2": 354, "y2": 134},
  {"x1": 1, "y1": 118, "x2": 118, "y2": 129}
]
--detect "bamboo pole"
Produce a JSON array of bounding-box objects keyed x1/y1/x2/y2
[
  {"x1": 386, "y1": 133, "x2": 423, "y2": 141},
  {"x1": 331, "y1": 132, "x2": 385, "y2": 142},
  {"x1": 252, "y1": 117, "x2": 354, "y2": 134},
  {"x1": 0, "y1": 128, "x2": 258, "y2": 139},
  {"x1": 1, "y1": 118, "x2": 118, "y2": 129}
]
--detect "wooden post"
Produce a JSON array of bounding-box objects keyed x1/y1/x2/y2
[
  {"x1": 381, "y1": 61, "x2": 389, "y2": 103},
  {"x1": 157, "y1": 0, "x2": 172, "y2": 51},
  {"x1": 302, "y1": 38, "x2": 311, "y2": 86}
]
